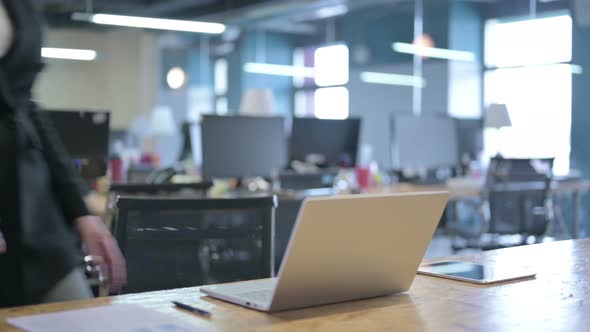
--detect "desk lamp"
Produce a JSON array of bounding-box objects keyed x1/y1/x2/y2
[
  {"x1": 484, "y1": 103, "x2": 512, "y2": 157},
  {"x1": 239, "y1": 88, "x2": 275, "y2": 115}
]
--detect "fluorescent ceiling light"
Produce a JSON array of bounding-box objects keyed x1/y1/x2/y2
[
  {"x1": 243, "y1": 62, "x2": 315, "y2": 78},
  {"x1": 72, "y1": 13, "x2": 225, "y2": 34},
  {"x1": 41, "y1": 47, "x2": 97, "y2": 61},
  {"x1": 392, "y1": 42, "x2": 476, "y2": 62},
  {"x1": 360, "y1": 72, "x2": 426, "y2": 88},
  {"x1": 315, "y1": 5, "x2": 349, "y2": 19},
  {"x1": 570, "y1": 64, "x2": 584, "y2": 75}
]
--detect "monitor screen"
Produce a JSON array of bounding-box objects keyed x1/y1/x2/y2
[
  {"x1": 391, "y1": 115, "x2": 459, "y2": 169},
  {"x1": 46, "y1": 110, "x2": 110, "y2": 159},
  {"x1": 201, "y1": 115, "x2": 287, "y2": 179},
  {"x1": 289, "y1": 117, "x2": 361, "y2": 168},
  {"x1": 455, "y1": 118, "x2": 483, "y2": 161}
]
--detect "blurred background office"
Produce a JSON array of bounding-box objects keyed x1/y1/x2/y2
[{"x1": 34, "y1": 0, "x2": 590, "y2": 271}]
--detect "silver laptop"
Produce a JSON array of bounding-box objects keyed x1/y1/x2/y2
[{"x1": 200, "y1": 192, "x2": 449, "y2": 312}]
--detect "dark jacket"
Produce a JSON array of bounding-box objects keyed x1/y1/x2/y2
[{"x1": 0, "y1": 0, "x2": 90, "y2": 307}]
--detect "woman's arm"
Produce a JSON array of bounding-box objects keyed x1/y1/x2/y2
[
  {"x1": 27, "y1": 105, "x2": 91, "y2": 223},
  {"x1": 28, "y1": 104, "x2": 127, "y2": 291}
]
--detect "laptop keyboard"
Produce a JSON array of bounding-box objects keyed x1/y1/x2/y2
[{"x1": 238, "y1": 289, "x2": 273, "y2": 303}]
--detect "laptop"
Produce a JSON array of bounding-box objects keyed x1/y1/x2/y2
[{"x1": 200, "y1": 192, "x2": 449, "y2": 312}]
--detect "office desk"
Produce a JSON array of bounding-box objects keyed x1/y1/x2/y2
[
  {"x1": 1, "y1": 239, "x2": 588, "y2": 331},
  {"x1": 370, "y1": 179, "x2": 590, "y2": 238}
]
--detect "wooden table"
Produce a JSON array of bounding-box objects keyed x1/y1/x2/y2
[
  {"x1": 369, "y1": 179, "x2": 590, "y2": 238},
  {"x1": 2, "y1": 239, "x2": 588, "y2": 331}
]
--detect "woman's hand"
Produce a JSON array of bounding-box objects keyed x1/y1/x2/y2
[
  {"x1": 0, "y1": 231, "x2": 6, "y2": 255},
  {"x1": 75, "y1": 216, "x2": 127, "y2": 292}
]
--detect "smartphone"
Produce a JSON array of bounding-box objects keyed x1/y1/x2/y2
[{"x1": 418, "y1": 260, "x2": 536, "y2": 284}]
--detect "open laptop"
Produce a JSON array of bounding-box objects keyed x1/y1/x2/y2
[{"x1": 200, "y1": 192, "x2": 449, "y2": 312}]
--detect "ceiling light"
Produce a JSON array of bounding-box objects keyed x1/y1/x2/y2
[
  {"x1": 360, "y1": 72, "x2": 426, "y2": 88},
  {"x1": 243, "y1": 63, "x2": 315, "y2": 78},
  {"x1": 41, "y1": 47, "x2": 97, "y2": 61},
  {"x1": 392, "y1": 42, "x2": 476, "y2": 62},
  {"x1": 166, "y1": 67, "x2": 187, "y2": 89},
  {"x1": 72, "y1": 13, "x2": 225, "y2": 34},
  {"x1": 315, "y1": 5, "x2": 348, "y2": 19}
]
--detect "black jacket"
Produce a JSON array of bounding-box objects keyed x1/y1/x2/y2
[{"x1": 0, "y1": 0, "x2": 90, "y2": 307}]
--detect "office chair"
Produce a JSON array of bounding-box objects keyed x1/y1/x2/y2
[
  {"x1": 104, "y1": 181, "x2": 213, "y2": 232},
  {"x1": 112, "y1": 195, "x2": 277, "y2": 294},
  {"x1": 450, "y1": 157, "x2": 562, "y2": 250},
  {"x1": 109, "y1": 182, "x2": 213, "y2": 196}
]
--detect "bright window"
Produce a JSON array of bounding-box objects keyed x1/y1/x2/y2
[
  {"x1": 293, "y1": 44, "x2": 349, "y2": 119},
  {"x1": 483, "y1": 14, "x2": 572, "y2": 176},
  {"x1": 314, "y1": 87, "x2": 349, "y2": 120},
  {"x1": 314, "y1": 44, "x2": 349, "y2": 87},
  {"x1": 485, "y1": 15, "x2": 572, "y2": 68},
  {"x1": 214, "y1": 58, "x2": 228, "y2": 96}
]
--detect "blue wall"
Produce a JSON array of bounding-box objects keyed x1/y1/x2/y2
[
  {"x1": 571, "y1": 23, "x2": 590, "y2": 177},
  {"x1": 240, "y1": 31, "x2": 294, "y2": 115},
  {"x1": 449, "y1": 1, "x2": 483, "y2": 60},
  {"x1": 341, "y1": 2, "x2": 450, "y2": 68}
]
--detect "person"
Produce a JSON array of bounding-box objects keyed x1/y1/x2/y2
[{"x1": 0, "y1": 0, "x2": 126, "y2": 307}]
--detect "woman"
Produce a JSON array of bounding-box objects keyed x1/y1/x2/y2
[{"x1": 0, "y1": 0, "x2": 126, "y2": 307}]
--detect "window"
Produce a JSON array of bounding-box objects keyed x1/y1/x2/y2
[
  {"x1": 314, "y1": 44, "x2": 349, "y2": 87},
  {"x1": 293, "y1": 44, "x2": 349, "y2": 119},
  {"x1": 314, "y1": 87, "x2": 349, "y2": 120},
  {"x1": 483, "y1": 14, "x2": 573, "y2": 176},
  {"x1": 214, "y1": 58, "x2": 228, "y2": 114}
]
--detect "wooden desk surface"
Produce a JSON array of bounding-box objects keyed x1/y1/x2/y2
[
  {"x1": 369, "y1": 179, "x2": 590, "y2": 201},
  {"x1": 1, "y1": 239, "x2": 589, "y2": 331}
]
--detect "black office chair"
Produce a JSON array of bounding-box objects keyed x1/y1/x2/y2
[
  {"x1": 105, "y1": 182, "x2": 213, "y2": 231},
  {"x1": 112, "y1": 195, "x2": 276, "y2": 294},
  {"x1": 450, "y1": 157, "x2": 561, "y2": 250},
  {"x1": 109, "y1": 182, "x2": 213, "y2": 196}
]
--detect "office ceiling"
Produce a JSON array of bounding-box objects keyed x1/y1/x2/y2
[
  {"x1": 41, "y1": 0, "x2": 565, "y2": 32},
  {"x1": 40, "y1": 0, "x2": 273, "y2": 25},
  {"x1": 40, "y1": 0, "x2": 413, "y2": 33}
]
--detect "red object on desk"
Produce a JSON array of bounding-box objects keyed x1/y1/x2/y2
[
  {"x1": 110, "y1": 158, "x2": 124, "y2": 183},
  {"x1": 356, "y1": 167, "x2": 372, "y2": 189}
]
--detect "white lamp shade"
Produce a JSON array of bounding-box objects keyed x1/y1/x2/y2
[
  {"x1": 150, "y1": 106, "x2": 177, "y2": 136},
  {"x1": 239, "y1": 88, "x2": 275, "y2": 115},
  {"x1": 484, "y1": 103, "x2": 512, "y2": 129}
]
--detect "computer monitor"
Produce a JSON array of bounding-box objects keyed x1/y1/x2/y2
[
  {"x1": 391, "y1": 115, "x2": 458, "y2": 170},
  {"x1": 455, "y1": 118, "x2": 483, "y2": 161},
  {"x1": 289, "y1": 117, "x2": 361, "y2": 168},
  {"x1": 45, "y1": 110, "x2": 110, "y2": 178},
  {"x1": 201, "y1": 115, "x2": 287, "y2": 180},
  {"x1": 46, "y1": 110, "x2": 110, "y2": 159}
]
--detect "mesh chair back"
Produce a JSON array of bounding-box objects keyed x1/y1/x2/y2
[
  {"x1": 485, "y1": 158, "x2": 553, "y2": 235},
  {"x1": 113, "y1": 195, "x2": 276, "y2": 294}
]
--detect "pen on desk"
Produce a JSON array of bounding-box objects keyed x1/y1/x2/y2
[{"x1": 172, "y1": 301, "x2": 212, "y2": 318}]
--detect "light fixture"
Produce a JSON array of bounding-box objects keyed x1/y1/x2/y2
[
  {"x1": 570, "y1": 64, "x2": 584, "y2": 75},
  {"x1": 315, "y1": 5, "x2": 349, "y2": 19},
  {"x1": 243, "y1": 62, "x2": 315, "y2": 78},
  {"x1": 72, "y1": 13, "x2": 225, "y2": 34},
  {"x1": 392, "y1": 42, "x2": 476, "y2": 62},
  {"x1": 166, "y1": 67, "x2": 187, "y2": 90},
  {"x1": 41, "y1": 47, "x2": 97, "y2": 61},
  {"x1": 484, "y1": 103, "x2": 512, "y2": 129},
  {"x1": 239, "y1": 89, "x2": 276, "y2": 115},
  {"x1": 360, "y1": 72, "x2": 426, "y2": 88}
]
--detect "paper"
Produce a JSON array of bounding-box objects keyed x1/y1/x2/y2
[{"x1": 7, "y1": 304, "x2": 205, "y2": 332}]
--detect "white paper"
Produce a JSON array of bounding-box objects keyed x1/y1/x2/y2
[{"x1": 7, "y1": 304, "x2": 205, "y2": 332}]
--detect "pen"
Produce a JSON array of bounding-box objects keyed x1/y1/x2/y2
[{"x1": 172, "y1": 301, "x2": 212, "y2": 318}]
